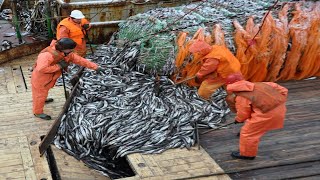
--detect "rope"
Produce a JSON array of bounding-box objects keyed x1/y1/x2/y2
[{"x1": 244, "y1": 0, "x2": 279, "y2": 54}]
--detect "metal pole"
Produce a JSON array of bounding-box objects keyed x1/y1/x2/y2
[
  {"x1": 200, "y1": 121, "x2": 235, "y2": 135},
  {"x1": 45, "y1": 0, "x2": 54, "y2": 38},
  {"x1": 61, "y1": 69, "x2": 68, "y2": 100},
  {"x1": 195, "y1": 121, "x2": 200, "y2": 150},
  {"x1": 11, "y1": 0, "x2": 23, "y2": 44},
  {"x1": 84, "y1": 29, "x2": 94, "y2": 56},
  {"x1": 175, "y1": 75, "x2": 196, "y2": 85},
  {"x1": 81, "y1": 27, "x2": 94, "y2": 56}
]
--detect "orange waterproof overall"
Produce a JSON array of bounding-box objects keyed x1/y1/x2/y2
[
  {"x1": 227, "y1": 81, "x2": 288, "y2": 157},
  {"x1": 57, "y1": 17, "x2": 90, "y2": 57},
  {"x1": 196, "y1": 45, "x2": 242, "y2": 99},
  {"x1": 31, "y1": 44, "x2": 98, "y2": 114}
]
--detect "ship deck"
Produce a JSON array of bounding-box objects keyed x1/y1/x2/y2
[
  {"x1": 0, "y1": 53, "x2": 319, "y2": 179},
  {"x1": 0, "y1": 54, "x2": 229, "y2": 180}
]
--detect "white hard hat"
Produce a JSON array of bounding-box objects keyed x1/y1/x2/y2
[{"x1": 70, "y1": 10, "x2": 85, "y2": 19}]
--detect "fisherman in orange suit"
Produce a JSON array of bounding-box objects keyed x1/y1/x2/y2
[
  {"x1": 56, "y1": 10, "x2": 91, "y2": 57},
  {"x1": 31, "y1": 38, "x2": 104, "y2": 120},
  {"x1": 226, "y1": 80, "x2": 288, "y2": 160},
  {"x1": 189, "y1": 40, "x2": 243, "y2": 100}
]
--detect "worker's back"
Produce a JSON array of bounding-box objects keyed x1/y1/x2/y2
[{"x1": 202, "y1": 45, "x2": 241, "y2": 78}]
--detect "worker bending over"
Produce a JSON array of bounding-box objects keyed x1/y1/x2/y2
[
  {"x1": 189, "y1": 40, "x2": 243, "y2": 100},
  {"x1": 56, "y1": 10, "x2": 91, "y2": 57},
  {"x1": 31, "y1": 38, "x2": 104, "y2": 120},
  {"x1": 226, "y1": 80, "x2": 288, "y2": 160}
]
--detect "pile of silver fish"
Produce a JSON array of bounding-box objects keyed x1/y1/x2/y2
[{"x1": 54, "y1": 45, "x2": 230, "y2": 178}]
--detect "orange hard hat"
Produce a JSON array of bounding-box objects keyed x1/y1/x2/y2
[{"x1": 189, "y1": 40, "x2": 212, "y2": 55}]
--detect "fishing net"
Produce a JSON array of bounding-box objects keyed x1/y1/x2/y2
[
  {"x1": 115, "y1": 0, "x2": 281, "y2": 75},
  {"x1": 137, "y1": 34, "x2": 176, "y2": 75},
  {"x1": 114, "y1": 0, "x2": 320, "y2": 81},
  {"x1": 234, "y1": 1, "x2": 320, "y2": 81}
]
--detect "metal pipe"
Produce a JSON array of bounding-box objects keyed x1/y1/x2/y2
[
  {"x1": 82, "y1": 29, "x2": 94, "y2": 55},
  {"x1": 175, "y1": 76, "x2": 196, "y2": 85},
  {"x1": 90, "y1": 20, "x2": 125, "y2": 27},
  {"x1": 56, "y1": 0, "x2": 127, "y2": 8},
  {"x1": 45, "y1": 0, "x2": 54, "y2": 38},
  {"x1": 200, "y1": 121, "x2": 235, "y2": 135},
  {"x1": 61, "y1": 69, "x2": 68, "y2": 100},
  {"x1": 11, "y1": 0, "x2": 23, "y2": 44},
  {"x1": 195, "y1": 121, "x2": 200, "y2": 150}
]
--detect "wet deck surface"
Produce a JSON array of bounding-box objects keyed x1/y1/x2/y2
[{"x1": 199, "y1": 78, "x2": 320, "y2": 179}]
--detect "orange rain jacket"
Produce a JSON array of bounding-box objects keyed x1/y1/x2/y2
[
  {"x1": 31, "y1": 43, "x2": 98, "y2": 114},
  {"x1": 196, "y1": 45, "x2": 242, "y2": 99},
  {"x1": 57, "y1": 17, "x2": 90, "y2": 57},
  {"x1": 226, "y1": 80, "x2": 288, "y2": 157}
]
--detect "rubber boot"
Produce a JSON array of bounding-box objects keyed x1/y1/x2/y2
[
  {"x1": 34, "y1": 113, "x2": 52, "y2": 120},
  {"x1": 45, "y1": 98, "x2": 54, "y2": 103},
  {"x1": 231, "y1": 151, "x2": 255, "y2": 160}
]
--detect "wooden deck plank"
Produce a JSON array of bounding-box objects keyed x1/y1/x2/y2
[
  {"x1": 27, "y1": 134, "x2": 52, "y2": 180},
  {"x1": 294, "y1": 175, "x2": 320, "y2": 180},
  {"x1": 0, "y1": 67, "x2": 6, "y2": 92},
  {"x1": 131, "y1": 155, "x2": 164, "y2": 176},
  {"x1": 0, "y1": 94, "x2": 63, "y2": 102},
  {"x1": 203, "y1": 121, "x2": 320, "y2": 155},
  {"x1": 3, "y1": 66, "x2": 16, "y2": 93},
  {"x1": 0, "y1": 159, "x2": 23, "y2": 168},
  {"x1": 0, "y1": 153, "x2": 21, "y2": 161},
  {"x1": 0, "y1": 164, "x2": 25, "y2": 174},
  {"x1": 128, "y1": 147, "x2": 230, "y2": 179},
  {"x1": 127, "y1": 153, "x2": 155, "y2": 178},
  {"x1": 2, "y1": 129, "x2": 51, "y2": 139},
  {"x1": 58, "y1": 172, "x2": 107, "y2": 180},
  {"x1": 0, "y1": 171, "x2": 26, "y2": 179},
  {"x1": 230, "y1": 160, "x2": 320, "y2": 179},
  {"x1": 18, "y1": 136, "x2": 37, "y2": 180},
  {"x1": 51, "y1": 145, "x2": 108, "y2": 180},
  {"x1": 11, "y1": 65, "x2": 27, "y2": 93}
]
